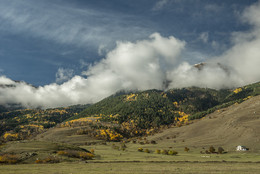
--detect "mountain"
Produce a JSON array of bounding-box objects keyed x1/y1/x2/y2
[
  {"x1": 1, "y1": 81, "x2": 260, "y2": 143},
  {"x1": 71, "y1": 81, "x2": 260, "y2": 127}
]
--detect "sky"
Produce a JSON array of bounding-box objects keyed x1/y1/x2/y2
[{"x1": 0, "y1": 0, "x2": 260, "y2": 108}]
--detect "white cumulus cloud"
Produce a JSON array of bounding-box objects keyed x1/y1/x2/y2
[
  {"x1": 55, "y1": 68, "x2": 74, "y2": 84},
  {"x1": 0, "y1": 33, "x2": 185, "y2": 108}
]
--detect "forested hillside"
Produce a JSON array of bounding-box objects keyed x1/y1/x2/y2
[
  {"x1": 1, "y1": 82, "x2": 260, "y2": 142},
  {"x1": 0, "y1": 105, "x2": 89, "y2": 142},
  {"x1": 73, "y1": 82, "x2": 259, "y2": 123}
]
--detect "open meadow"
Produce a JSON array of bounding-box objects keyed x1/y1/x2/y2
[
  {"x1": 0, "y1": 139, "x2": 260, "y2": 174},
  {"x1": 0, "y1": 161, "x2": 260, "y2": 174}
]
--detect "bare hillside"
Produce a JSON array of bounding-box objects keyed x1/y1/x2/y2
[{"x1": 150, "y1": 95, "x2": 260, "y2": 151}]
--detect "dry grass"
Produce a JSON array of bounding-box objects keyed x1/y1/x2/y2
[
  {"x1": 148, "y1": 95, "x2": 260, "y2": 151},
  {"x1": 0, "y1": 162, "x2": 259, "y2": 174}
]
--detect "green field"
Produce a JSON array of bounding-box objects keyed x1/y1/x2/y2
[
  {"x1": 82, "y1": 142, "x2": 260, "y2": 163},
  {"x1": 1, "y1": 140, "x2": 260, "y2": 174},
  {"x1": 1, "y1": 162, "x2": 260, "y2": 174}
]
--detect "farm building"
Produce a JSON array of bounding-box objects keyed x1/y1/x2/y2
[{"x1": 236, "y1": 145, "x2": 248, "y2": 151}]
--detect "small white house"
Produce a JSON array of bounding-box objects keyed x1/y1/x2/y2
[{"x1": 236, "y1": 145, "x2": 248, "y2": 151}]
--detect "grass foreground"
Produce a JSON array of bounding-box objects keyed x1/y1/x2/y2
[{"x1": 0, "y1": 161, "x2": 260, "y2": 174}]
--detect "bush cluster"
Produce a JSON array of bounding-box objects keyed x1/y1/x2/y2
[
  {"x1": 137, "y1": 148, "x2": 143, "y2": 152},
  {"x1": 57, "y1": 150, "x2": 94, "y2": 160},
  {"x1": 0, "y1": 153, "x2": 20, "y2": 164},
  {"x1": 35, "y1": 156, "x2": 60, "y2": 164},
  {"x1": 184, "y1": 147, "x2": 190, "y2": 152},
  {"x1": 144, "y1": 149, "x2": 150, "y2": 153},
  {"x1": 200, "y1": 146, "x2": 225, "y2": 154},
  {"x1": 138, "y1": 148, "x2": 178, "y2": 155}
]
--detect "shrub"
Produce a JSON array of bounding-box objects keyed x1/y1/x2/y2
[
  {"x1": 35, "y1": 156, "x2": 60, "y2": 164},
  {"x1": 209, "y1": 146, "x2": 215, "y2": 153},
  {"x1": 90, "y1": 149, "x2": 95, "y2": 154},
  {"x1": 160, "y1": 150, "x2": 168, "y2": 155},
  {"x1": 57, "y1": 151, "x2": 68, "y2": 155},
  {"x1": 57, "y1": 150, "x2": 94, "y2": 160},
  {"x1": 79, "y1": 152, "x2": 94, "y2": 160},
  {"x1": 58, "y1": 150, "x2": 78, "y2": 158},
  {"x1": 184, "y1": 147, "x2": 190, "y2": 152},
  {"x1": 168, "y1": 150, "x2": 178, "y2": 155},
  {"x1": 144, "y1": 149, "x2": 150, "y2": 153},
  {"x1": 43, "y1": 156, "x2": 60, "y2": 163},
  {"x1": 121, "y1": 147, "x2": 126, "y2": 151},
  {"x1": 218, "y1": 147, "x2": 224, "y2": 154},
  {"x1": 155, "y1": 149, "x2": 161, "y2": 154},
  {"x1": 138, "y1": 148, "x2": 143, "y2": 152},
  {"x1": 35, "y1": 159, "x2": 42, "y2": 164},
  {"x1": 0, "y1": 154, "x2": 20, "y2": 164},
  {"x1": 151, "y1": 140, "x2": 156, "y2": 144}
]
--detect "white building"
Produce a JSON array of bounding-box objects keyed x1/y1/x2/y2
[{"x1": 236, "y1": 145, "x2": 248, "y2": 151}]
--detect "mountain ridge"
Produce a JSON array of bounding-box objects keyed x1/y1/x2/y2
[{"x1": 0, "y1": 81, "x2": 259, "y2": 143}]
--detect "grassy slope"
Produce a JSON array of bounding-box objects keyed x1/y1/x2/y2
[{"x1": 148, "y1": 95, "x2": 260, "y2": 151}]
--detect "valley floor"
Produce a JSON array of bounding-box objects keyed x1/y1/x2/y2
[{"x1": 1, "y1": 161, "x2": 260, "y2": 174}]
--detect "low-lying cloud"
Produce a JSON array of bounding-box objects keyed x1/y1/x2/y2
[
  {"x1": 1, "y1": 1, "x2": 260, "y2": 109},
  {"x1": 169, "y1": 1, "x2": 260, "y2": 89},
  {"x1": 0, "y1": 33, "x2": 185, "y2": 108}
]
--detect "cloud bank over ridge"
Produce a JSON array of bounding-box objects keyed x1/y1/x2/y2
[
  {"x1": 1, "y1": 1, "x2": 260, "y2": 109},
  {"x1": 0, "y1": 33, "x2": 185, "y2": 108}
]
